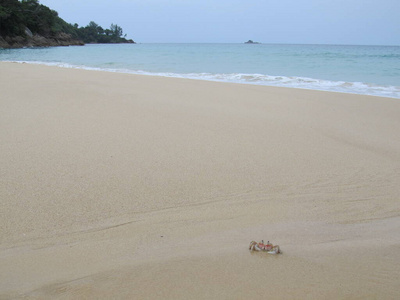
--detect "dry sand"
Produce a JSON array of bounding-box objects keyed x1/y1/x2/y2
[{"x1": 1, "y1": 62, "x2": 399, "y2": 299}]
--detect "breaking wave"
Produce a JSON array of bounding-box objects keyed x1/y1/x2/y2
[{"x1": 8, "y1": 60, "x2": 400, "y2": 99}]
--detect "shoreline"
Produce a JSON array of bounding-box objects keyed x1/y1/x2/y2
[
  {"x1": 1, "y1": 62, "x2": 400, "y2": 299},
  {"x1": 2, "y1": 59, "x2": 399, "y2": 99}
]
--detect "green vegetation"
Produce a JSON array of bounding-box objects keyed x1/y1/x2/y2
[
  {"x1": 75, "y1": 21, "x2": 133, "y2": 44},
  {"x1": 0, "y1": 0, "x2": 72, "y2": 37},
  {"x1": 0, "y1": 0, "x2": 134, "y2": 45}
]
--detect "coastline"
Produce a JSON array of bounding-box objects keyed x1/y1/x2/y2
[
  {"x1": 1, "y1": 62, "x2": 400, "y2": 299},
  {"x1": 3, "y1": 59, "x2": 400, "y2": 100},
  {"x1": 2, "y1": 43, "x2": 400, "y2": 99}
]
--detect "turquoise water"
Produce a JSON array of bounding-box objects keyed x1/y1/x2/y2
[{"x1": 1, "y1": 43, "x2": 400, "y2": 98}]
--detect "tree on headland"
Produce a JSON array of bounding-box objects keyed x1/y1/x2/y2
[
  {"x1": 76, "y1": 22, "x2": 133, "y2": 44},
  {"x1": 0, "y1": 0, "x2": 75, "y2": 37},
  {"x1": 110, "y1": 23, "x2": 123, "y2": 38}
]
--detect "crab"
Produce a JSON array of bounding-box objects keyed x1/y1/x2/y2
[{"x1": 249, "y1": 240, "x2": 281, "y2": 254}]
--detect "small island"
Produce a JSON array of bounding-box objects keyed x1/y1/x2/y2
[
  {"x1": 0, "y1": 0, "x2": 135, "y2": 49},
  {"x1": 244, "y1": 40, "x2": 260, "y2": 44}
]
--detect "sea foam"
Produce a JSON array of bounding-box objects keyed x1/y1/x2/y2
[{"x1": 7, "y1": 60, "x2": 400, "y2": 99}]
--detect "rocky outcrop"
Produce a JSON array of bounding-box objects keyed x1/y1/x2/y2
[
  {"x1": 244, "y1": 40, "x2": 260, "y2": 44},
  {"x1": 0, "y1": 32, "x2": 84, "y2": 49}
]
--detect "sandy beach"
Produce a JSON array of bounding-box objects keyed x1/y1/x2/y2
[{"x1": 1, "y1": 62, "x2": 399, "y2": 299}]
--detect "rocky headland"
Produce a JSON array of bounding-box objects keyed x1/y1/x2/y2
[
  {"x1": 0, "y1": 32, "x2": 84, "y2": 49},
  {"x1": 0, "y1": 1, "x2": 134, "y2": 49}
]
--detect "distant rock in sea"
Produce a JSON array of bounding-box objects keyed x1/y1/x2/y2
[{"x1": 244, "y1": 40, "x2": 260, "y2": 44}]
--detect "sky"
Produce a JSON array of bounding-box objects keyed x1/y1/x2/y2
[{"x1": 39, "y1": 0, "x2": 400, "y2": 45}]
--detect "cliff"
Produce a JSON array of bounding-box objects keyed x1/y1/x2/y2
[{"x1": 0, "y1": 32, "x2": 84, "y2": 49}]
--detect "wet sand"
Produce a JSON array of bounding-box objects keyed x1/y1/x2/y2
[{"x1": 1, "y1": 62, "x2": 399, "y2": 299}]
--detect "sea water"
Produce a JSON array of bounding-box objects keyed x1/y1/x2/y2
[{"x1": 1, "y1": 43, "x2": 399, "y2": 98}]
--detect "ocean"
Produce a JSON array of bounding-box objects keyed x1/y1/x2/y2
[{"x1": 1, "y1": 43, "x2": 400, "y2": 98}]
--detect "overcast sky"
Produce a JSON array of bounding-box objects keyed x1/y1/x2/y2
[{"x1": 40, "y1": 0, "x2": 400, "y2": 45}]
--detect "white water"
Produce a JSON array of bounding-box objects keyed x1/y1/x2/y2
[{"x1": 2, "y1": 43, "x2": 399, "y2": 98}]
